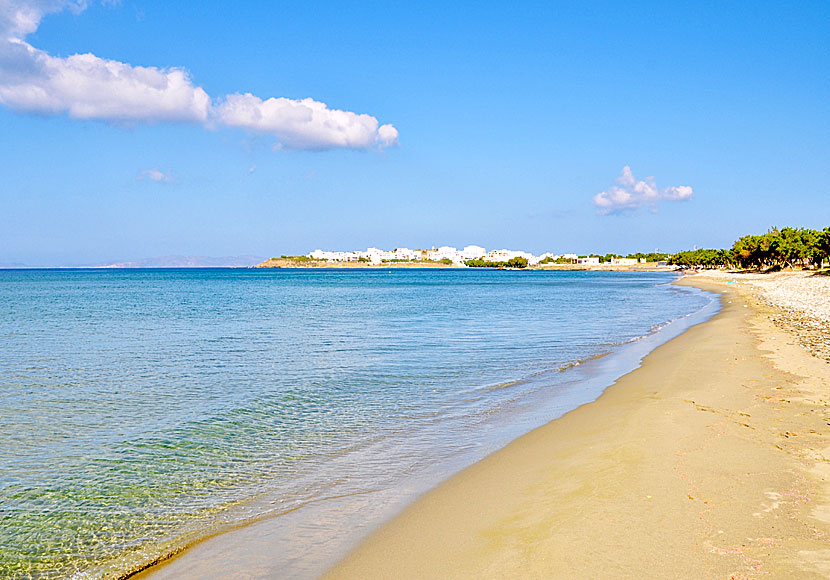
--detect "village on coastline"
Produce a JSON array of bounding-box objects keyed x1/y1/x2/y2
[
  {"x1": 255, "y1": 227, "x2": 830, "y2": 271},
  {"x1": 257, "y1": 245, "x2": 665, "y2": 268}
]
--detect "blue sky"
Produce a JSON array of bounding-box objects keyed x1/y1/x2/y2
[{"x1": 1, "y1": 0, "x2": 827, "y2": 265}]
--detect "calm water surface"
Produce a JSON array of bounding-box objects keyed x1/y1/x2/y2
[{"x1": 0, "y1": 269, "x2": 714, "y2": 579}]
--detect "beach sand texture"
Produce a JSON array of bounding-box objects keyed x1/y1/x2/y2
[
  {"x1": 702, "y1": 270, "x2": 830, "y2": 362},
  {"x1": 322, "y1": 274, "x2": 830, "y2": 579}
]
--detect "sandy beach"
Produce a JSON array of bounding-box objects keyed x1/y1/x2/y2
[{"x1": 322, "y1": 272, "x2": 830, "y2": 579}]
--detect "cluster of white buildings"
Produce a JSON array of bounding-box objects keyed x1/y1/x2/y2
[
  {"x1": 306, "y1": 246, "x2": 637, "y2": 266},
  {"x1": 309, "y1": 245, "x2": 488, "y2": 265}
]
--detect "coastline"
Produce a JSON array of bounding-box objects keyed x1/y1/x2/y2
[
  {"x1": 321, "y1": 273, "x2": 830, "y2": 579},
  {"x1": 253, "y1": 259, "x2": 461, "y2": 268},
  {"x1": 252, "y1": 258, "x2": 676, "y2": 272},
  {"x1": 129, "y1": 273, "x2": 715, "y2": 580}
]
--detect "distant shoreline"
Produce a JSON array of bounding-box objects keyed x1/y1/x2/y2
[
  {"x1": 0, "y1": 266, "x2": 251, "y2": 270},
  {"x1": 253, "y1": 257, "x2": 676, "y2": 272},
  {"x1": 1, "y1": 262, "x2": 679, "y2": 274},
  {"x1": 253, "y1": 258, "x2": 460, "y2": 269},
  {"x1": 1, "y1": 263, "x2": 673, "y2": 272}
]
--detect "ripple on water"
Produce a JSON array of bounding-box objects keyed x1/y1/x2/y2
[{"x1": 0, "y1": 268, "x2": 714, "y2": 579}]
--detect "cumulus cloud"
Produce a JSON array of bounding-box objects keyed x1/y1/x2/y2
[
  {"x1": 0, "y1": 0, "x2": 75, "y2": 39},
  {"x1": 138, "y1": 168, "x2": 171, "y2": 182},
  {"x1": 0, "y1": 46, "x2": 211, "y2": 123},
  {"x1": 592, "y1": 166, "x2": 693, "y2": 214},
  {"x1": 0, "y1": 1, "x2": 397, "y2": 150},
  {"x1": 215, "y1": 93, "x2": 399, "y2": 150}
]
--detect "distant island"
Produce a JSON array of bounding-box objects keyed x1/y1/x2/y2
[
  {"x1": 1, "y1": 255, "x2": 266, "y2": 269},
  {"x1": 99, "y1": 255, "x2": 266, "y2": 268}
]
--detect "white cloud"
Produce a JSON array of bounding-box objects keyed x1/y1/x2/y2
[
  {"x1": 592, "y1": 166, "x2": 693, "y2": 214},
  {"x1": 0, "y1": 1, "x2": 79, "y2": 39},
  {"x1": 661, "y1": 185, "x2": 693, "y2": 201},
  {"x1": 215, "y1": 93, "x2": 399, "y2": 150},
  {"x1": 0, "y1": 1, "x2": 398, "y2": 150},
  {"x1": 138, "y1": 168, "x2": 171, "y2": 183},
  {"x1": 0, "y1": 45, "x2": 210, "y2": 123}
]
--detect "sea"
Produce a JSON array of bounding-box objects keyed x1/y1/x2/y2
[{"x1": 0, "y1": 268, "x2": 717, "y2": 579}]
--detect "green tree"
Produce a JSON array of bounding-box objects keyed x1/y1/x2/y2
[
  {"x1": 815, "y1": 227, "x2": 830, "y2": 268},
  {"x1": 682, "y1": 225, "x2": 829, "y2": 270},
  {"x1": 777, "y1": 227, "x2": 808, "y2": 268},
  {"x1": 670, "y1": 248, "x2": 729, "y2": 268}
]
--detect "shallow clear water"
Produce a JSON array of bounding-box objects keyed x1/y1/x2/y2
[{"x1": 0, "y1": 268, "x2": 714, "y2": 579}]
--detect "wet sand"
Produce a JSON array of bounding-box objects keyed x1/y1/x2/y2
[{"x1": 321, "y1": 275, "x2": 830, "y2": 579}]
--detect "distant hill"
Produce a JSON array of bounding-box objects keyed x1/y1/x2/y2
[
  {"x1": 1, "y1": 256, "x2": 266, "y2": 268},
  {"x1": 98, "y1": 255, "x2": 266, "y2": 268}
]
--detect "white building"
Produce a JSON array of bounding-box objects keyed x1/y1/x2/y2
[
  {"x1": 418, "y1": 246, "x2": 465, "y2": 264},
  {"x1": 610, "y1": 257, "x2": 637, "y2": 265},
  {"x1": 482, "y1": 249, "x2": 538, "y2": 265},
  {"x1": 435, "y1": 246, "x2": 461, "y2": 262},
  {"x1": 309, "y1": 249, "x2": 361, "y2": 261},
  {"x1": 423, "y1": 248, "x2": 441, "y2": 261},
  {"x1": 308, "y1": 245, "x2": 578, "y2": 267},
  {"x1": 484, "y1": 249, "x2": 512, "y2": 262},
  {"x1": 308, "y1": 249, "x2": 329, "y2": 260},
  {"x1": 364, "y1": 248, "x2": 386, "y2": 264},
  {"x1": 393, "y1": 248, "x2": 420, "y2": 261},
  {"x1": 575, "y1": 256, "x2": 600, "y2": 265},
  {"x1": 460, "y1": 245, "x2": 486, "y2": 260}
]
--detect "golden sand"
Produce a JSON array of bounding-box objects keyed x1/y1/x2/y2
[{"x1": 321, "y1": 275, "x2": 830, "y2": 579}]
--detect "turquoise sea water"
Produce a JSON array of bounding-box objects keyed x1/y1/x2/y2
[{"x1": 0, "y1": 269, "x2": 715, "y2": 579}]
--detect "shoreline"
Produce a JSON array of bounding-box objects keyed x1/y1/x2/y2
[
  {"x1": 130, "y1": 274, "x2": 716, "y2": 580},
  {"x1": 320, "y1": 273, "x2": 830, "y2": 579},
  {"x1": 252, "y1": 258, "x2": 676, "y2": 272}
]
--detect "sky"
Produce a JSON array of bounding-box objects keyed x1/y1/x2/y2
[{"x1": 1, "y1": 0, "x2": 828, "y2": 265}]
